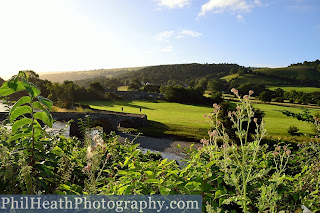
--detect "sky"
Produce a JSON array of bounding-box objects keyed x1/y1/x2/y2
[{"x1": 0, "y1": 0, "x2": 319, "y2": 80}]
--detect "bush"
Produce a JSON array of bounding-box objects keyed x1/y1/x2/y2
[
  {"x1": 105, "y1": 92, "x2": 123, "y2": 101},
  {"x1": 288, "y1": 125, "x2": 299, "y2": 136}
]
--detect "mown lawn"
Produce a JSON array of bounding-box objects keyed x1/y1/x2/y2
[
  {"x1": 83, "y1": 100, "x2": 320, "y2": 140},
  {"x1": 83, "y1": 100, "x2": 212, "y2": 140}
]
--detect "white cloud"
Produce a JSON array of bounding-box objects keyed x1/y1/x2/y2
[
  {"x1": 198, "y1": 0, "x2": 263, "y2": 16},
  {"x1": 156, "y1": 30, "x2": 202, "y2": 41},
  {"x1": 161, "y1": 46, "x2": 173, "y2": 52},
  {"x1": 154, "y1": 0, "x2": 190, "y2": 9},
  {"x1": 179, "y1": 30, "x2": 202, "y2": 38},
  {"x1": 236, "y1": 14, "x2": 244, "y2": 22},
  {"x1": 154, "y1": 31, "x2": 175, "y2": 42}
]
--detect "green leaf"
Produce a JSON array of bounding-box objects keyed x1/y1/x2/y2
[
  {"x1": 10, "y1": 105, "x2": 32, "y2": 122},
  {"x1": 17, "y1": 71, "x2": 28, "y2": 79},
  {"x1": 22, "y1": 80, "x2": 41, "y2": 98},
  {"x1": 11, "y1": 96, "x2": 32, "y2": 113},
  {"x1": 51, "y1": 146, "x2": 63, "y2": 156},
  {"x1": 33, "y1": 112, "x2": 53, "y2": 127},
  {"x1": 215, "y1": 190, "x2": 223, "y2": 199},
  {"x1": 145, "y1": 179, "x2": 160, "y2": 184},
  {"x1": 117, "y1": 185, "x2": 129, "y2": 195},
  {"x1": 0, "y1": 81, "x2": 25, "y2": 97},
  {"x1": 11, "y1": 117, "x2": 32, "y2": 133},
  {"x1": 9, "y1": 132, "x2": 32, "y2": 141},
  {"x1": 38, "y1": 96, "x2": 53, "y2": 110},
  {"x1": 159, "y1": 186, "x2": 171, "y2": 195},
  {"x1": 32, "y1": 101, "x2": 52, "y2": 121}
]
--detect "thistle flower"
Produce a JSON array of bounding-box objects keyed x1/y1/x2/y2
[
  {"x1": 249, "y1": 90, "x2": 254, "y2": 96},
  {"x1": 236, "y1": 106, "x2": 241, "y2": 111},
  {"x1": 82, "y1": 163, "x2": 92, "y2": 172},
  {"x1": 286, "y1": 149, "x2": 291, "y2": 157},
  {"x1": 231, "y1": 88, "x2": 238, "y2": 95},
  {"x1": 276, "y1": 146, "x2": 281, "y2": 151},
  {"x1": 253, "y1": 118, "x2": 258, "y2": 123},
  {"x1": 198, "y1": 147, "x2": 203, "y2": 151},
  {"x1": 209, "y1": 130, "x2": 218, "y2": 137},
  {"x1": 243, "y1": 95, "x2": 249, "y2": 100},
  {"x1": 272, "y1": 151, "x2": 279, "y2": 157},
  {"x1": 228, "y1": 111, "x2": 232, "y2": 117},
  {"x1": 204, "y1": 114, "x2": 207, "y2": 118},
  {"x1": 86, "y1": 146, "x2": 94, "y2": 159},
  {"x1": 200, "y1": 139, "x2": 209, "y2": 145}
]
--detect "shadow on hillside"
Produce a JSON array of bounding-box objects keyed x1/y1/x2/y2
[{"x1": 84, "y1": 101, "x2": 155, "y2": 111}]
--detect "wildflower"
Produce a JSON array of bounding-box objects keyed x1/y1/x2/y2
[
  {"x1": 231, "y1": 88, "x2": 238, "y2": 95},
  {"x1": 203, "y1": 114, "x2": 207, "y2": 118},
  {"x1": 243, "y1": 95, "x2": 249, "y2": 100},
  {"x1": 236, "y1": 106, "x2": 241, "y2": 111},
  {"x1": 283, "y1": 145, "x2": 288, "y2": 151},
  {"x1": 276, "y1": 146, "x2": 281, "y2": 151},
  {"x1": 228, "y1": 111, "x2": 232, "y2": 117},
  {"x1": 82, "y1": 163, "x2": 92, "y2": 172},
  {"x1": 200, "y1": 139, "x2": 209, "y2": 145},
  {"x1": 249, "y1": 90, "x2": 254, "y2": 96},
  {"x1": 223, "y1": 143, "x2": 228, "y2": 149},
  {"x1": 86, "y1": 146, "x2": 94, "y2": 159},
  {"x1": 272, "y1": 151, "x2": 279, "y2": 157},
  {"x1": 208, "y1": 115, "x2": 212, "y2": 120},
  {"x1": 209, "y1": 130, "x2": 218, "y2": 137},
  {"x1": 198, "y1": 147, "x2": 203, "y2": 151},
  {"x1": 253, "y1": 118, "x2": 258, "y2": 123},
  {"x1": 286, "y1": 149, "x2": 291, "y2": 157}
]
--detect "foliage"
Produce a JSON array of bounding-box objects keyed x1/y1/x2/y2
[
  {"x1": 160, "y1": 85, "x2": 219, "y2": 105},
  {"x1": 258, "y1": 90, "x2": 272, "y2": 102},
  {"x1": 2, "y1": 73, "x2": 320, "y2": 213}
]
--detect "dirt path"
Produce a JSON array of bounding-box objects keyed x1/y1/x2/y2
[{"x1": 117, "y1": 132, "x2": 202, "y2": 157}]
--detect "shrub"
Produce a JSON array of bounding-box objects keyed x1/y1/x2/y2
[{"x1": 288, "y1": 125, "x2": 299, "y2": 136}]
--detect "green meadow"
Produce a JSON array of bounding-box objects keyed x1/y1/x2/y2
[
  {"x1": 84, "y1": 100, "x2": 320, "y2": 140},
  {"x1": 268, "y1": 86, "x2": 320, "y2": 93}
]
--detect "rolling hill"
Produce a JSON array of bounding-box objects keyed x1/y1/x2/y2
[
  {"x1": 253, "y1": 66, "x2": 320, "y2": 81},
  {"x1": 117, "y1": 63, "x2": 241, "y2": 84},
  {"x1": 39, "y1": 67, "x2": 145, "y2": 83}
]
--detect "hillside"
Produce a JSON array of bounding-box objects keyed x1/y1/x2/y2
[
  {"x1": 39, "y1": 67, "x2": 145, "y2": 83},
  {"x1": 253, "y1": 66, "x2": 320, "y2": 81},
  {"x1": 222, "y1": 73, "x2": 291, "y2": 85},
  {"x1": 117, "y1": 63, "x2": 241, "y2": 84}
]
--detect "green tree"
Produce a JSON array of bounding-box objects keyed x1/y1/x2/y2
[{"x1": 259, "y1": 91, "x2": 272, "y2": 102}]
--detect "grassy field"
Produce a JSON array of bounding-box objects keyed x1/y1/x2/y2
[
  {"x1": 251, "y1": 102, "x2": 320, "y2": 137},
  {"x1": 83, "y1": 100, "x2": 211, "y2": 140},
  {"x1": 83, "y1": 100, "x2": 320, "y2": 141},
  {"x1": 221, "y1": 73, "x2": 288, "y2": 85},
  {"x1": 268, "y1": 86, "x2": 320, "y2": 93},
  {"x1": 253, "y1": 66, "x2": 320, "y2": 80}
]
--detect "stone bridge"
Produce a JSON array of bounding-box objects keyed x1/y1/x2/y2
[{"x1": 0, "y1": 111, "x2": 148, "y2": 139}]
